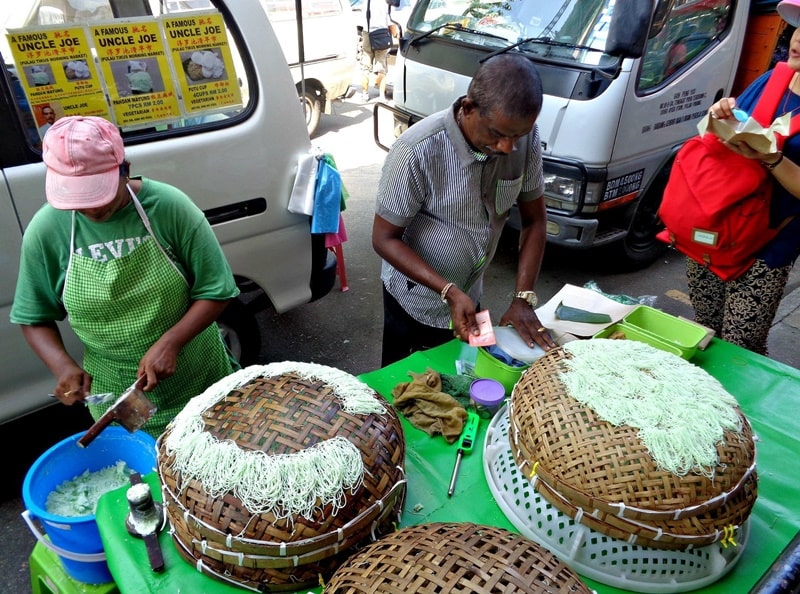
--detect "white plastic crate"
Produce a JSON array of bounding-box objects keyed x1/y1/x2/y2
[{"x1": 483, "y1": 405, "x2": 749, "y2": 593}]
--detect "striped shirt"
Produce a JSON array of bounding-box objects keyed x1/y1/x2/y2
[{"x1": 376, "y1": 98, "x2": 545, "y2": 328}]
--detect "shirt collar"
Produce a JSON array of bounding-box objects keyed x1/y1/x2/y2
[{"x1": 446, "y1": 97, "x2": 491, "y2": 164}]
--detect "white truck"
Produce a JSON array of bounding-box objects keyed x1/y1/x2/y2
[
  {"x1": 0, "y1": 0, "x2": 337, "y2": 423},
  {"x1": 375, "y1": 0, "x2": 785, "y2": 266}
]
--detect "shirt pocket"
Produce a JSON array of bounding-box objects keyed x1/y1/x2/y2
[{"x1": 494, "y1": 176, "x2": 523, "y2": 215}]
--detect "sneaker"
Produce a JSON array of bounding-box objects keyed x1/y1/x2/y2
[{"x1": 358, "y1": 92, "x2": 370, "y2": 103}]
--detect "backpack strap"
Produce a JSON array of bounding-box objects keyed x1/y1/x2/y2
[{"x1": 751, "y1": 62, "x2": 800, "y2": 141}]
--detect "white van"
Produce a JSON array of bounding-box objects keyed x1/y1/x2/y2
[
  {"x1": 262, "y1": 0, "x2": 359, "y2": 136},
  {"x1": 0, "y1": 0, "x2": 337, "y2": 423}
]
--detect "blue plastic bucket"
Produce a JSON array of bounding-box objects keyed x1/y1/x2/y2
[{"x1": 22, "y1": 426, "x2": 157, "y2": 584}]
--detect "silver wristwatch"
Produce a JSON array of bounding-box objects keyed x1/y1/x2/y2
[{"x1": 514, "y1": 290, "x2": 538, "y2": 307}]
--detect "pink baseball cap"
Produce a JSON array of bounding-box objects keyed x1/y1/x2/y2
[
  {"x1": 778, "y1": 0, "x2": 800, "y2": 27},
  {"x1": 42, "y1": 116, "x2": 125, "y2": 210}
]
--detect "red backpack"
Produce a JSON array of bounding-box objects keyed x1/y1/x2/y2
[{"x1": 657, "y1": 62, "x2": 800, "y2": 281}]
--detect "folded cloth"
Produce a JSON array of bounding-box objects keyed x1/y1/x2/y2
[{"x1": 392, "y1": 369, "x2": 467, "y2": 443}]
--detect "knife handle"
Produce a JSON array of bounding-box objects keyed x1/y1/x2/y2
[{"x1": 77, "y1": 409, "x2": 116, "y2": 448}]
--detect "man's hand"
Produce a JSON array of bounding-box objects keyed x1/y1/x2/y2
[
  {"x1": 446, "y1": 286, "x2": 479, "y2": 341},
  {"x1": 499, "y1": 299, "x2": 556, "y2": 350}
]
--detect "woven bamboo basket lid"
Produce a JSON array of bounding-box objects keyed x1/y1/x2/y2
[
  {"x1": 323, "y1": 522, "x2": 593, "y2": 593},
  {"x1": 157, "y1": 363, "x2": 406, "y2": 591},
  {"x1": 509, "y1": 341, "x2": 757, "y2": 550}
]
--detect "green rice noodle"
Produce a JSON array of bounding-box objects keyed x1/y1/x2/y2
[
  {"x1": 164, "y1": 363, "x2": 385, "y2": 522},
  {"x1": 560, "y1": 340, "x2": 742, "y2": 478},
  {"x1": 46, "y1": 461, "x2": 133, "y2": 517}
]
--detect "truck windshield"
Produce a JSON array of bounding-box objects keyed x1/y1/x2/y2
[{"x1": 408, "y1": 0, "x2": 615, "y2": 64}]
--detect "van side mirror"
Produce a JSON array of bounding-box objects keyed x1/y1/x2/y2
[{"x1": 605, "y1": 0, "x2": 656, "y2": 59}]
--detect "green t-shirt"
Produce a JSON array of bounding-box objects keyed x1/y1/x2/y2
[{"x1": 11, "y1": 177, "x2": 239, "y2": 325}]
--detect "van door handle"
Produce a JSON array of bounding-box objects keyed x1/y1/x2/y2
[{"x1": 204, "y1": 198, "x2": 267, "y2": 225}]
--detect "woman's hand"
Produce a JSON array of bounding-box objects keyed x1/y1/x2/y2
[
  {"x1": 137, "y1": 337, "x2": 181, "y2": 391},
  {"x1": 708, "y1": 97, "x2": 737, "y2": 120},
  {"x1": 53, "y1": 367, "x2": 92, "y2": 405}
]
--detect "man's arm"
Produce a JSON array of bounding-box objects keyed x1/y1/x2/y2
[
  {"x1": 372, "y1": 213, "x2": 479, "y2": 339},
  {"x1": 498, "y1": 197, "x2": 555, "y2": 350}
]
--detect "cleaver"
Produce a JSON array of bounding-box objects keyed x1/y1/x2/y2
[{"x1": 78, "y1": 378, "x2": 157, "y2": 448}]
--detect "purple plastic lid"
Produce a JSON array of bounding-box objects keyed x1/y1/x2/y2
[{"x1": 470, "y1": 378, "x2": 505, "y2": 405}]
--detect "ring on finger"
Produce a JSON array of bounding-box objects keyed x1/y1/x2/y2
[{"x1": 537, "y1": 327, "x2": 547, "y2": 333}]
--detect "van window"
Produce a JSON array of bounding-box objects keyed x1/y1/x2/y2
[
  {"x1": 1, "y1": 0, "x2": 252, "y2": 151},
  {"x1": 639, "y1": 0, "x2": 732, "y2": 90}
]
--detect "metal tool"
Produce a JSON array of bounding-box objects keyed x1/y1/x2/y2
[
  {"x1": 447, "y1": 411, "x2": 479, "y2": 498},
  {"x1": 77, "y1": 377, "x2": 156, "y2": 448},
  {"x1": 125, "y1": 472, "x2": 166, "y2": 573},
  {"x1": 48, "y1": 392, "x2": 115, "y2": 405}
]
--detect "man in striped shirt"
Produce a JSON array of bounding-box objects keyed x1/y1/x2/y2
[{"x1": 373, "y1": 53, "x2": 555, "y2": 367}]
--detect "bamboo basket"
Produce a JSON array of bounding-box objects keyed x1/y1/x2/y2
[
  {"x1": 157, "y1": 367, "x2": 406, "y2": 591},
  {"x1": 323, "y1": 522, "x2": 593, "y2": 593},
  {"x1": 509, "y1": 345, "x2": 757, "y2": 550}
]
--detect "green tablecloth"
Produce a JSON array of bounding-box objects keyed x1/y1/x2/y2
[{"x1": 96, "y1": 339, "x2": 800, "y2": 593}]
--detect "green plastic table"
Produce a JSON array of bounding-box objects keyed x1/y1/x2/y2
[{"x1": 96, "y1": 339, "x2": 800, "y2": 593}]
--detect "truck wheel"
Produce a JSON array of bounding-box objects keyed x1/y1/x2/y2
[
  {"x1": 620, "y1": 176, "x2": 668, "y2": 268},
  {"x1": 300, "y1": 88, "x2": 322, "y2": 137},
  {"x1": 217, "y1": 299, "x2": 262, "y2": 367}
]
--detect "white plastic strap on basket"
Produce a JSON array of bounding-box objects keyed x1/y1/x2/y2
[{"x1": 21, "y1": 510, "x2": 106, "y2": 563}]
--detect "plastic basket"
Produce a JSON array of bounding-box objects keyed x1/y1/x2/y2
[
  {"x1": 622, "y1": 306, "x2": 707, "y2": 359},
  {"x1": 483, "y1": 405, "x2": 749, "y2": 593}
]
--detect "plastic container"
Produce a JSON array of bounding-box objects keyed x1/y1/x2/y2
[
  {"x1": 474, "y1": 347, "x2": 527, "y2": 394},
  {"x1": 22, "y1": 427, "x2": 157, "y2": 584},
  {"x1": 470, "y1": 378, "x2": 506, "y2": 417},
  {"x1": 622, "y1": 305, "x2": 707, "y2": 359},
  {"x1": 593, "y1": 323, "x2": 684, "y2": 358}
]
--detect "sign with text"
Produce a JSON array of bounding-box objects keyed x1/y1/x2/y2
[
  {"x1": 6, "y1": 26, "x2": 110, "y2": 136},
  {"x1": 90, "y1": 19, "x2": 181, "y2": 127},
  {"x1": 162, "y1": 11, "x2": 242, "y2": 115}
]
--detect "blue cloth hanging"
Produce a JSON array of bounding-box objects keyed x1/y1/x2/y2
[{"x1": 311, "y1": 157, "x2": 343, "y2": 234}]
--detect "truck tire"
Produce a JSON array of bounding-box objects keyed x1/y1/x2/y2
[
  {"x1": 300, "y1": 87, "x2": 322, "y2": 137},
  {"x1": 218, "y1": 298, "x2": 262, "y2": 367},
  {"x1": 619, "y1": 169, "x2": 669, "y2": 268}
]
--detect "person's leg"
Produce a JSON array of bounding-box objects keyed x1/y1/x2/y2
[
  {"x1": 359, "y1": 32, "x2": 373, "y2": 101},
  {"x1": 687, "y1": 258, "x2": 725, "y2": 334},
  {"x1": 720, "y1": 259, "x2": 791, "y2": 355},
  {"x1": 381, "y1": 286, "x2": 453, "y2": 367},
  {"x1": 374, "y1": 48, "x2": 389, "y2": 99}
]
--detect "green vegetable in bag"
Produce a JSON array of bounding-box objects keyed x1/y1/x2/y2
[{"x1": 555, "y1": 302, "x2": 612, "y2": 324}]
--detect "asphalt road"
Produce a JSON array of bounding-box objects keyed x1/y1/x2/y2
[{"x1": 2, "y1": 94, "x2": 799, "y2": 594}]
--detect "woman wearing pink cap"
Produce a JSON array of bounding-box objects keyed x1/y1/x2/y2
[
  {"x1": 10, "y1": 116, "x2": 239, "y2": 438},
  {"x1": 690, "y1": 1, "x2": 800, "y2": 356}
]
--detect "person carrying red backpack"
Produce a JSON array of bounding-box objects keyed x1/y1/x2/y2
[{"x1": 686, "y1": 0, "x2": 800, "y2": 356}]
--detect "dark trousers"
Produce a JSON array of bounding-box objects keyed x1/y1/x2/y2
[{"x1": 381, "y1": 286, "x2": 455, "y2": 367}]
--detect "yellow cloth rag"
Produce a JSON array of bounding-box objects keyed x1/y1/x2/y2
[{"x1": 392, "y1": 368, "x2": 467, "y2": 444}]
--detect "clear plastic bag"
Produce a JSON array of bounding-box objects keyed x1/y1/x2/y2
[{"x1": 583, "y1": 280, "x2": 657, "y2": 307}]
